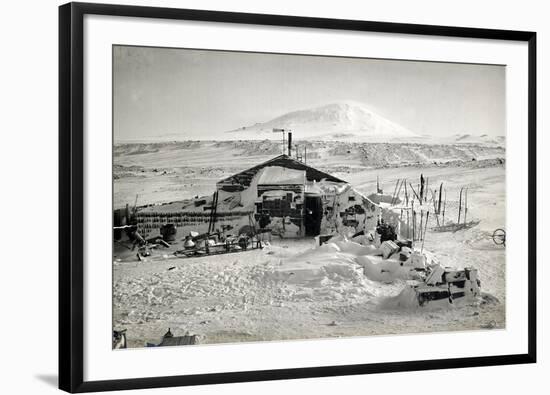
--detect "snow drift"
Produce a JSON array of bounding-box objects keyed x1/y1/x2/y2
[{"x1": 265, "y1": 235, "x2": 484, "y2": 310}]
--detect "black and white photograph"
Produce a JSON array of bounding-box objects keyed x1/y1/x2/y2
[
  {"x1": 2, "y1": 0, "x2": 545, "y2": 393},
  {"x1": 112, "y1": 45, "x2": 507, "y2": 349}
]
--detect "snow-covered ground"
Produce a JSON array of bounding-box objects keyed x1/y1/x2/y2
[
  {"x1": 113, "y1": 140, "x2": 505, "y2": 348},
  {"x1": 113, "y1": 140, "x2": 504, "y2": 209},
  {"x1": 113, "y1": 229, "x2": 504, "y2": 348}
]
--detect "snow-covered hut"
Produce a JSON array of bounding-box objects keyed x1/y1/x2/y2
[
  {"x1": 135, "y1": 154, "x2": 407, "y2": 239},
  {"x1": 215, "y1": 155, "x2": 381, "y2": 238}
]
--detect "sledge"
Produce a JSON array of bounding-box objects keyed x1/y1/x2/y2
[
  {"x1": 173, "y1": 235, "x2": 263, "y2": 258},
  {"x1": 432, "y1": 187, "x2": 480, "y2": 232},
  {"x1": 432, "y1": 220, "x2": 480, "y2": 233},
  {"x1": 146, "y1": 328, "x2": 200, "y2": 347}
]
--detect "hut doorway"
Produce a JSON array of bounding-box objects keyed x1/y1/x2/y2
[{"x1": 305, "y1": 195, "x2": 323, "y2": 236}]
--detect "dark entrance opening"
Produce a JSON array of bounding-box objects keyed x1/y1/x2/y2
[{"x1": 305, "y1": 195, "x2": 323, "y2": 236}]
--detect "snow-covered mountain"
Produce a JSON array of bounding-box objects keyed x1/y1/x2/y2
[{"x1": 226, "y1": 101, "x2": 419, "y2": 140}]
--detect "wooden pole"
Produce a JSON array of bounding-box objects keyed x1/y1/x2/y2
[
  {"x1": 392, "y1": 179, "x2": 403, "y2": 206},
  {"x1": 391, "y1": 179, "x2": 398, "y2": 205},
  {"x1": 421, "y1": 212, "x2": 429, "y2": 253},
  {"x1": 420, "y1": 174, "x2": 424, "y2": 204},
  {"x1": 458, "y1": 187, "x2": 463, "y2": 224},
  {"x1": 208, "y1": 190, "x2": 219, "y2": 234},
  {"x1": 464, "y1": 188, "x2": 468, "y2": 225},
  {"x1": 132, "y1": 194, "x2": 139, "y2": 217},
  {"x1": 413, "y1": 199, "x2": 418, "y2": 242},
  {"x1": 420, "y1": 210, "x2": 423, "y2": 241},
  {"x1": 443, "y1": 190, "x2": 447, "y2": 225},
  {"x1": 412, "y1": 210, "x2": 416, "y2": 242},
  {"x1": 425, "y1": 177, "x2": 429, "y2": 203},
  {"x1": 407, "y1": 208, "x2": 410, "y2": 239},
  {"x1": 409, "y1": 183, "x2": 421, "y2": 201},
  {"x1": 125, "y1": 203, "x2": 130, "y2": 225},
  {"x1": 397, "y1": 179, "x2": 404, "y2": 204},
  {"x1": 413, "y1": 199, "x2": 416, "y2": 241},
  {"x1": 438, "y1": 183, "x2": 443, "y2": 214},
  {"x1": 391, "y1": 179, "x2": 400, "y2": 203},
  {"x1": 432, "y1": 189, "x2": 440, "y2": 227}
]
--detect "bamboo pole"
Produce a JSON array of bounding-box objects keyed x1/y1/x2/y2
[
  {"x1": 392, "y1": 179, "x2": 404, "y2": 206},
  {"x1": 391, "y1": 179, "x2": 400, "y2": 204},
  {"x1": 409, "y1": 183, "x2": 421, "y2": 201}
]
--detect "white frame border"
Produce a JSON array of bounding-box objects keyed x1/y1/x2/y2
[{"x1": 83, "y1": 14, "x2": 530, "y2": 382}]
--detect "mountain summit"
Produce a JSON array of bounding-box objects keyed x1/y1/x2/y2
[{"x1": 226, "y1": 101, "x2": 419, "y2": 140}]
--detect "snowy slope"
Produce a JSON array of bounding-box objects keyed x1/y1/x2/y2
[
  {"x1": 451, "y1": 134, "x2": 506, "y2": 145},
  {"x1": 226, "y1": 101, "x2": 419, "y2": 140}
]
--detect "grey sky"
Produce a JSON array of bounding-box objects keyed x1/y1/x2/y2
[{"x1": 113, "y1": 45, "x2": 505, "y2": 141}]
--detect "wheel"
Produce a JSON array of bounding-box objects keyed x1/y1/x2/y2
[{"x1": 492, "y1": 228, "x2": 506, "y2": 246}]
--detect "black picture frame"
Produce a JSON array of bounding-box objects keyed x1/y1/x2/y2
[{"x1": 59, "y1": 2, "x2": 537, "y2": 393}]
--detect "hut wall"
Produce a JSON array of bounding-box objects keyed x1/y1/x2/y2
[
  {"x1": 255, "y1": 185, "x2": 305, "y2": 238},
  {"x1": 135, "y1": 210, "x2": 253, "y2": 238},
  {"x1": 320, "y1": 186, "x2": 380, "y2": 236}
]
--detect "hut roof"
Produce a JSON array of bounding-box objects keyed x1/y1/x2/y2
[
  {"x1": 257, "y1": 166, "x2": 306, "y2": 185},
  {"x1": 216, "y1": 155, "x2": 346, "y2": 191}
]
